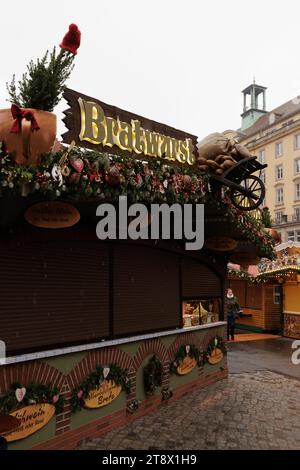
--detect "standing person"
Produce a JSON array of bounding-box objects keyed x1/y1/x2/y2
[{"x1": 226, "y1": 288, "x2": 240, "y2": 341}]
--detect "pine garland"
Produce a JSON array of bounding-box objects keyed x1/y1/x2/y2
[
  {"x1": 203, "y1": 336, "x2": 227, "y2": 364},
  {"x1": 169, "y1": 344, "x2": 201, "y2": 374},
  {"x1": 261, "y1": 206, "x2": 272, "y2": 228},
  {"x1": 143, "y1": 355, "x2": 163, "y2": 396},
  {"x1": 0, "y1": 144, "x2": 209, "y2": 204},
  {"x1": 228, "y1": 269, "x2": 255, "y2": 282},
  {"x1": 0, "y1": 382, "x2": 64, "y2": 415},
  {"x1": 71, "y1": 363, "x2": 131, "y2": 413},
  {"x1": 0, "y1": 143, "x2": 275, "y2": 259},
  {"x1": 215, "y1": 195, "x2": 276, "y2": 260}
]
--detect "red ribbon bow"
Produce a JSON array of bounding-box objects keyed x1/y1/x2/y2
[{"x1": 10, "y1": 104, "x2": 40, "y2": 133}]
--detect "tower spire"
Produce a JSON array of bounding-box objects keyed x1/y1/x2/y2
[{"x1": 241, "y1": 81, "x2": 267, "y2": 130}]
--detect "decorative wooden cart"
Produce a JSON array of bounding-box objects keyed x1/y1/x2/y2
[{"x1": 213, "y1": 156, "x2": 267, "y2": 211}]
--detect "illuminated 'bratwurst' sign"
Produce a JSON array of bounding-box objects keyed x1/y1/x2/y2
[{"x1": 62, "y1": 89, "x2": 197, "y2": 165}]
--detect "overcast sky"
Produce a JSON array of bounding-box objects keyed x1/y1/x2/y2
[{"x1": 1, "y1": 0, "x2": 300, "y2": 140}]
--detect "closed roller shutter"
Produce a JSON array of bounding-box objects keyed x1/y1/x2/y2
[
  {"x1": 229, "y1": 279, "x2": 246, "y2": 307},
  {"x1": 113, "y1": 245, "x2": 180, "y2": 336},
  {"x1": 246, "y1": 283, "x2": 262, "y2": 309},
  {"x1": 0, "y1": 241, "x2": 109, "y2": 354},
  {"x1": 182, "y1": 256, "x2": 222, "y2": 298}
]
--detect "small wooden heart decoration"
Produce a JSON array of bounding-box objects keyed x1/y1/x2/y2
[
  {"x1": 61, "y1": 165, "x2": 70, "y2": 177},
  {"x1": 15, "y1": 387, "x2": 26, "y2": 402},
  {"x1": 103, "y1": 367, "x2": 110, "y2": 379},
  {"x1": 71, "y1": 158, "x2": 84, "y2": 173}
]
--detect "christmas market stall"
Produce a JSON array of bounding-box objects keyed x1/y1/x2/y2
[
  {"x1": 0, "y1": 26, "x2": 274, "y2": 449},
  {"x1": 228, "y1": 266, "x2": 282, "y2": 334},
  {"x1": 256, "y1": 241, "x2": 300, "y2": 339},
  {"x1": 227, "y1": 225, "x2": 282, "y2": 334}
]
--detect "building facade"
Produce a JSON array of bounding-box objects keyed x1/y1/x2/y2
[{"x1": 226, "y1": 83, "x2": 300, "y2": 243}]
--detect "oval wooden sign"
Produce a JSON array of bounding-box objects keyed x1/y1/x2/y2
[
  {"x1": 229, "y1": 252, "x2": 260, "y2": 265},
  {"x1": 25, "y1": 201, "x2": 80, "y2": 229},
  {"x1": 208, "y1": 347, "x2": 224, "y2": 365},
  {"x1": 84, "y1": 380, "x2": 122, "y2": 409},
  {"x1": 177, "y1": 356, "x2": 197, "y2": 375},
  {"x1": 5, "y1": 404, "x2": 55, "y2": 442},
  {"x1": 205, "y1": 236, "x2": 237, "y2": 252}
]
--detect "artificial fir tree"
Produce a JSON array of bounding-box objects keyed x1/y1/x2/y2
[{"x1": 6, "y1": 24, "x2": 80, "y2": 111}]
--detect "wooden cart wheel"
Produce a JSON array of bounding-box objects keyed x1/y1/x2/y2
[{"x1": 230, "y1": 175, "x2": 265, "y2": 211}]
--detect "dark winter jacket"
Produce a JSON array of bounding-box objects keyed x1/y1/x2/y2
[{"x1": 226, "y1": 295, "x2": 240, "y2": 323}]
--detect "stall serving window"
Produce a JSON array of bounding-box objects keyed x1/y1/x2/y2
[
  {"x1": 181, "y1": 257, "x2": 223, "y2": 329},
  {"x1": 229, "y1": 279, "x2": 262, "y2": 310},
  {"x1": 182, "y1": 299, "x2": 222, "y2": 328}
]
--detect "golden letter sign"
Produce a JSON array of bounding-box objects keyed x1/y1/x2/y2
[
  {"x1": 177, "y1": 356, "x2": 197, "y2": 375},
  {"x1": 6, "y1": 404, "x2": 55, "y2": 442},
  {"x1": 62, "y1": 89, "x2": 197, "y2": 166},
  {"x1": 84, "y1": 380, "x2": 122, "y2": 409}
]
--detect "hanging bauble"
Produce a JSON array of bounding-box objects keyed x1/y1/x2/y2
[
  {"x1": 105, "y1": 165, "x2": 120, "y2": 187},
  {"x1": 183, "y1": 174, "x2": 192, "y2": 190}
]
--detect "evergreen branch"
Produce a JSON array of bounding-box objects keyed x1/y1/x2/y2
[{"x1": 6, "y1": 47, "x2": 75, "y2": 111}]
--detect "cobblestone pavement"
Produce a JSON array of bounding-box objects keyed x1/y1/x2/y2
[
  {"x1": 227, "y1": 337, "x2": 300, "y2": 379},
  {"x1": 78, "y1": 370, "x2": 300, "y2": 450}
]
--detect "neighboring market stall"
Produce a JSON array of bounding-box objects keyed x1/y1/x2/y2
[
  {"x1": 256, "y1": 242, "x2": 300, "y2": 339},
  {"x1": 0, "y1": 26, "x2": 274, "y2": 449},
  {"x1": 228, "y1": 267, "x2": 282, "y2": 334}
]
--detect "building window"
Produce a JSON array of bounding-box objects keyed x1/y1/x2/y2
[
  {"x1": 294, "y1": 207, "x2": 300, "y2": 222},
  {"x1": 287, "y1": 231, "x2": 295, "y2": 242},
  {"x1": 276, "y1": 165, "x2": 283, "y2": 180},
  {"x1": 276, "y1": 187, "x2": 284, "y2": 204},
  {"x1": 275, "y1": 211, "x2": 283, "y2": 224},
  {"x1": 258, "y1": 149, "x2": 266, "y2": 163},
  {"x1": 295, "y1": 159, "x2": 300, "y2": 175},
  {"x1": 260, "y1": 170, "x2": 266, "y2": 184},
  {"x1": 275, "y1": 142, "x2": 283, "y2": 157},
  {"x1": 296, "y1": 231, "x2": 300, "y2": 242},
  {"x1": 273, "y1": 286, "x2": 281, "y2": 305},
  {"x1": 295, "y1": 183, "x2": 300, "y2": 200},
  {"x1": 295, "y1": 134, "x2": 300, "y2": 149}
]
